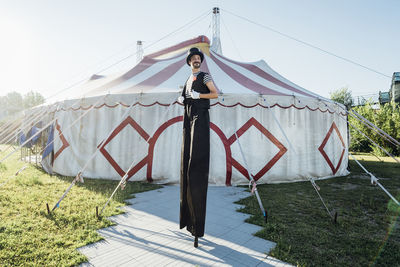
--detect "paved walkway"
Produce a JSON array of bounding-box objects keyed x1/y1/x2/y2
[{"x1": 78, "y1": 185, "x2": 293, "y2": 266}]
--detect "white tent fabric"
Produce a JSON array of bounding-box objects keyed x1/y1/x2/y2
[{"x1": 44, "y1": 35, "x2": 349, "y2": 185}]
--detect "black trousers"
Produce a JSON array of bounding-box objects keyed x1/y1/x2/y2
[{"x1": 180, "y1": 101, "x2": 210, "y2": 237}]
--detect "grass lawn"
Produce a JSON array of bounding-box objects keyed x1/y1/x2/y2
[
  {"x1": 237, "y1": 153, "x2": 400, "y2": 267},
  {"x1": 0, "y1": 146, "x2": 161, "y2": 266},
  {"x1": 1, "y1": 145, "x2": 399, "y2": 267}
]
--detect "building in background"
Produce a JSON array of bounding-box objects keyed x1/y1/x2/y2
[{"x1": 390, "y1": 72, "x2": 400, "y2": 103}]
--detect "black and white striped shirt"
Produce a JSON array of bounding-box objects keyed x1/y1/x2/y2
[{"x1": 185, "y1": 72, "x2": 213, "y2": 98}]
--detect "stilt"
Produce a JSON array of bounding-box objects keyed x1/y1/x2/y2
[{"x1": 194, "y1": 236, "x2": 198, "y2": 248}]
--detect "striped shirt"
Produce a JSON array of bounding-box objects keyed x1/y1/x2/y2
[{"x1": 185, "y1": 72, "x2": 213, "y2": 98}]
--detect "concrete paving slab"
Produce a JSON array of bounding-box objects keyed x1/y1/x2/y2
[{"x1": 78, "y1": 185, "x2": 293, "y2": 266}]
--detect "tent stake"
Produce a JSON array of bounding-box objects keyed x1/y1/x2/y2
[
  {"x1": 46, "y1": 203, "x2": 50, "y2": 214},
  {"x1": 309, "y1": 178, "x2": 338, "y2": 223},
  {"x1": 234, "y1": 132, "x2": 268, "y2": 223},
  {"x1": 96, "y1": 206, "x2": 99, "y2": 218}
]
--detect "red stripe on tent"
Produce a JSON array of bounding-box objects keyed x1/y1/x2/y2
[
  {"x1": 210, "y1": 53, "x2": 285, "y2": 96},
  {"x1": 100, "y1": 116, "x2": 150, "y2": 178},
  {"x1": 146, "y1": 116, "x2": 183, "y2": 181},
  {"x1": 144, "y1": 117, "x2": 233, "y2": 185},
  {"x1": 146, "y1": 35, "x2": 210, "y2": 58},
  {"x1": 86, "y1": 57, "x2": 158, "y2": 96},
  {"x1": 125, "y1": 156, "x2": 149, "y2": 181},
  {"x1": 61, "y1": 101, "x2": 346, "y2": 116},
  {"x1": 121, "y1": 57, "x2": 157, "y2": 80},
  {"x1": 227, "y1": 117, "x2": 287, "y2": 181},
  {"x1": 121, "y1": 54, "x2": 186, "y2": 81},
  {"x1": 209, "y1": 122, "x2": 233, "y2": 186},
  {"x1": 85, "y1": 54, "x2": 184, "y2": 96},
  {"x1": 123, "y1": 58, "x2": 186, "y2": 92},
  {"x1": 101, "y1": 145, "x2": 148, "y2": 179},
  {"x1": 231, "y1": 157, "x2": 252, "y2": 180},
  {"x1": 255, "y1": 143, "x2": 287, "y2": 179},
  {"x1": 212, "y1": 52, "x2": 315, "y2": 98},
  {"x1": 318, "y1": 122, "x2": 346, "y2": 175},
  {"x1": 54, "y1": 120, "x2": 70, "y2": 161},
  {"x1": 211, "y1": 102, "x2": 345, "y2": 115},
  {"x1": 201, "y1": 57, "x2": 222, "y2": 93},
  {"x1": 100, "y1": 116, "x2": 150, "y2": 148}
]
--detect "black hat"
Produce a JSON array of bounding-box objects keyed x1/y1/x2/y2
[{"x1": 186, "y1": 47, "x2": 204, "y2": 66}]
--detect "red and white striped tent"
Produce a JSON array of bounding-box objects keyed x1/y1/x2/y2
[{"x1": 44, "y1": 35, "x2": 348, "y2": 185}]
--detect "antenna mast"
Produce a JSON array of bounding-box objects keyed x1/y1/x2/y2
[{"x1": 211, "y1": 7, "x2": 222, "y2": 54}]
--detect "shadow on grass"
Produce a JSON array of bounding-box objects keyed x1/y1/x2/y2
[
  {"x1": 235, "y1": 159, "x2": 400, "y2": 267},
  {"x1": 31, "y1": 163, "x2": 162, "y2": 204}
]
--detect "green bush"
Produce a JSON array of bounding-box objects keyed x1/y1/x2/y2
[{"x1": 349, "y1": 102, "x2": 400, "y2": 156}]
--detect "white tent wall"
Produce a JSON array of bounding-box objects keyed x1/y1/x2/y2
[
  {"x1": 211, "y1": 95, "x2": 348, "y2": 185},
  {"x1": 50, "y1": 93, "x2": 348, "y2": 185},
  {"x1": 52, "y1": 93, "x2": 183, "y2": 182}
]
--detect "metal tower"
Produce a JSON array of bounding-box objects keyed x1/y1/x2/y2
[
  {"x1": 136, "y1": 40, "x2": 144, "y2": 63},
  {"x1": 210, "y1": 7, "x2": 222, "y2": 54}
]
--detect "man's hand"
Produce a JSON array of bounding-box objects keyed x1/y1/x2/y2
[
  {"x1": 177, "y1": 96, "x2": 184, "y2": 104},
  {"x1": 191, "y1": 91, "x2": 200, "y2": 99}
]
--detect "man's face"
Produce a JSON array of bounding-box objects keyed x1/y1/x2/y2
[{"x1": 190, "y1": 54, "x2": 202, "y2": 69}]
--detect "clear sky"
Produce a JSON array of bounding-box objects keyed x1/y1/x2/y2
[{"x1": 0, "y1": 0, "x2": 399, "y2": 101}]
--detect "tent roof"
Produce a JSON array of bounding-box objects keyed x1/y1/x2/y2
[{"x1": 80, "y1": 35, "x2": 322, "y2": 99}]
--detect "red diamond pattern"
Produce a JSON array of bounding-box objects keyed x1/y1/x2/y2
[
  {"x1": 99, "y1": 116, "x2": 150, "y2": 178},
  {"x1": 318, "y1": 122, "x2": 346, "y2": 175},
  {"x1": 54, "y1": 120, "x2": 70, "y2": 160},
  {"x1": 228, "y1": 117, "x2": 287, "y2": 181}
]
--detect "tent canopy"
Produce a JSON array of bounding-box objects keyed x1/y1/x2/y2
[
  {"x1": 80, "y1": 35, "x2": 324, "y2": 100},
  {"x1": 43, "y1": 35, "x2": 348, "y2": 185}
]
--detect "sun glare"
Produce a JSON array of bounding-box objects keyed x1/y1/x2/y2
[{"x1": 0, "y1": 16, "x2": 36, "y2": 94}]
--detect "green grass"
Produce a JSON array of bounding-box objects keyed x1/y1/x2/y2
[
  {"x1": 0, "y1": 146, "x2": 161, "y2": 266},
  {"x1": 1, "y1": 146, "x2": 399, "y2": 267},
  {"x1": 236, "y1": 154, "x2": 400, "y2": 267}
]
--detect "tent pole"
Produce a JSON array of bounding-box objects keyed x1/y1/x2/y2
[
  {"x1": 0, "y1": 106, "x2": 49, "y2": 146},
  {"x1": 0, "y1": 164, "x2": 27, "y2": 187},
  {"x1": 39, "y1": 95, "x2": 109, "y2": 161},
  {"x1": 349, "y1": 152, "x2": 399, "y2": 206},
  {"x1": 350, "y1": 108, "x2": 400, "y2": 147},
  {"x1": 309, "y1": 178, "x2": 337, "y2": 223},
  {"x1": 261, "y1": 96, "x2": 296, "y2": 154},
  {"x1": 234, "y1": 132, "x2": 268, "y2": 223},
  {"x1": 0, "y1": 118, "x2": 57, "y2": 164},
  {"x1": 320, "y1": 100, "x2": 400, "y2": 164},
  {"x1": 51, "y1": 94, "x2": 143, "y2": 212},
  {"x1": 0, "y1": 116, "x2": 24, "y2": 143}
]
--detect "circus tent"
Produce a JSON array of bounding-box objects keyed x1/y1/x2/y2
[{"x1": 42, "y1": 35, "x2": 349, "y2": 185}]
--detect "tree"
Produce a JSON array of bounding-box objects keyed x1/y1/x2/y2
[
  {"x1": 330, "y1": 87, "x2": 353, "y2": 108},
  {"x1": 0, "y1": 91, "x2": 45, "y2": 117},
  {"x1": 4, "y1": 91, "x2": 24, "y2": 114},
  {"x1": 0, "y1": 96, "x2": 7, "y2": 120},
  {"x1": 349, "y1": 102, "x2": 400, "y2": 156},
  {"x1": 23, "y1": 91, "x2": 45, "y2": 109}
]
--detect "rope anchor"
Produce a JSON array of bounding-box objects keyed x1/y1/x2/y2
[
  {"x1": 235, "y1": 132, "x2": 268, "y2": 223},
  {"x1": 309, "y1": 178, "x2": 338, "y2": 223}
]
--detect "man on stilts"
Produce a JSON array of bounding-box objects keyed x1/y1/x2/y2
[{"x1": 178, "y1": 47, "x2": 218, "y2": 247}]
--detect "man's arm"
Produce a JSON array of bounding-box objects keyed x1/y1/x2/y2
[{"x1": 199, "y1": 81, "x2": 218, "y2": 99}]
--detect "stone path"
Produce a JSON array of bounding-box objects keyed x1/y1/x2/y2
[{"x1": 78, "y1": 185, "x2": 293, "y2": 266}]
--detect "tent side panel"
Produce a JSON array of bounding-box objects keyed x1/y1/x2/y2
[{"x1": 52, "y1": 94, "x2": 348, "y2": 184}]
